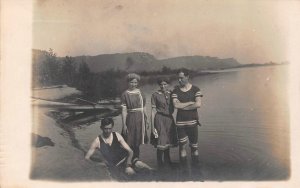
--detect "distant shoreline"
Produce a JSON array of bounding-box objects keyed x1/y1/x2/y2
[
  {"x1": 140, "y1": 63, "x2": 287, "y2": 84},
  {"x1": 31, "y1": 63, "x2": 287, "y2": 103},
  {"x1": 199, "y1": 63, "x2": 288, "y2": 73}
]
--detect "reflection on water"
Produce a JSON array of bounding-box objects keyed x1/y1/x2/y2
[{"x1": 76, "y1": 66, "x2": 290, "y2": 181}]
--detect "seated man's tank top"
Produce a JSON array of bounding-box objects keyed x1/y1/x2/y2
[{"x1": 98, "y1": 132, "x2": 128, "y2": 167}]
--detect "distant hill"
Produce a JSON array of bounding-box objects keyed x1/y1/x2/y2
[
  {"x1": 158, "y1": 56, "x2": 240, "y2": 71},
  {"x1": 32, "y1": 49, "x2": 241, "y2": 73},
  {"x1": 74, "y1": 52, "x2": 159, "y2": 72}
]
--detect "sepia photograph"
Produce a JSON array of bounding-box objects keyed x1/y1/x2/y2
[{"x1": 1, "y1": 0, "x2": 300, "y2": 187}]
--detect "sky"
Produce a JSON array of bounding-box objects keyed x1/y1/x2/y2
[{"x1": 32, "y1": 0, "x2": 292, "y2": 64}]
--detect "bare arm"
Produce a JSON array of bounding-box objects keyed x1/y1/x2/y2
[
  {"x1": 143, "y1": 107, "x2": 149, "y2": 129},
  {"x1": 151, "y1": 107, "x2": 156, "y2": 131},
  {"x1": 141, "y1": 92, "x2": 150, "y2": 130},
  {"x1": 117, "y1": 134, "x2": 136, "y2": 175},
  {"x1": 121, "y1": 106, "x2": 127, "y2": 133},
  {"x1": 151, "y1": 107, "x2": 158, "y2": 136},
  {"x1": 172, "y1": 98, "x2": 194, "y2": 109},
  {"x1": 117, "y1": 133, "x2": 134, "y2": 165},
  {"x1": 143, "y1": 107, "x2": 147, "y2": 117},
  {"x1": 85, "y1": 137, "x2": 100, "y2": 160}
]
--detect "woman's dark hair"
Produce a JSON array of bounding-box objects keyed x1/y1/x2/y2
[
  {"x1": 157, "y1": 77, "x2": 170, "y2": 85},
  {"x1": 100, "y1": 118, "x2": 114, "y2": 128},
  {"x1": 177, "y1": 69, "x2": 190, "y2": 77}
]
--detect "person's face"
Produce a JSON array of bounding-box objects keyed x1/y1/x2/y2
[
  {"x1": 129, "y1": 78, "x2": 138, "y2": 89},
  {"x1": 178, "y1": 72, "x2": 189, "y2": 87},
  {"x1": 159, "y1": 81, "x2": 168, "y2": 92},
  {"x1": 101, "y1": 124, "x2": 113, "y2": 138}
]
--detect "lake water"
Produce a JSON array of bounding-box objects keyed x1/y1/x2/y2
[{"x1": 75, "y1": 65, "x2": 290, "y2": 181}]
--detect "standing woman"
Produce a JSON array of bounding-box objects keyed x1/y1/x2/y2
[
  {"x1": 121, "y1": 73, "x2": 148, "y2": 160},
  {"x1": 151, "y1": 77, "x2": 177, "y2": 167}
]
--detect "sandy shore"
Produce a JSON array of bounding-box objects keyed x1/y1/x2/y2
[
  {"x1": 31, "y1": 87, "x2": 113, "y2": 181},
  {"x1": 31, "y1": 108, "x2": 113, "y2": 181}
]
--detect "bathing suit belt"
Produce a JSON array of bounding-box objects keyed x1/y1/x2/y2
[{"x1": 127, "y1": 108, "x2": 144, "y2": 113}]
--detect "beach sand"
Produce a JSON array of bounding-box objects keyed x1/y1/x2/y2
[
  {"x1": 31, "y1": 87, "x2": 113, "y2": 181},
  {"x1": 30, "y1": 108, "x2": 112, "y2": 181}
]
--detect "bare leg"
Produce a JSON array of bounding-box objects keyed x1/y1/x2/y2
[
  {"x1": 134, "y1": 160, "x2": 153, "y2": 170},
  {"x1": 179, "y1": 143, "x2": 187, "y2": 165}
]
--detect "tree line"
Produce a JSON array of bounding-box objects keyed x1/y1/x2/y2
[{"x1": 32, "y1": 49, "x2": 193, "y2": 100}]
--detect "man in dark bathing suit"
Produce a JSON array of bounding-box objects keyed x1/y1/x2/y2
[
  {"x1": 171, "y1": 69, "x2": 205, "y2": 181},
  {"x1": 172, "y1": 69, "x2": 203, "y2": 165},
  {"x1": 85, "y1": 118, "x2": 153, "y2": 179}
]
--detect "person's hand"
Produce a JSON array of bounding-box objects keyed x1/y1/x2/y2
[
  {"x1": 125, "y1": 166, "x2": 136, "y2": 175},
  {"x1": 152, "y1": 128, "x2": 158, "y2": 138}
]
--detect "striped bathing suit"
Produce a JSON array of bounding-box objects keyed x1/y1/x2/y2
[{"x1": 171, "y1": 85, "x2": 203, "y2": 147}]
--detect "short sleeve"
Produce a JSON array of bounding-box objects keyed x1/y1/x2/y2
[
  {"x1": 194, "y1": 86, "x2": 203, "y2": 98},
  {"x1": 171, "y1": 88, "x2": 178, "y2": 99}
]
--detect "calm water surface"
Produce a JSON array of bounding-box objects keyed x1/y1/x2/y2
[{"x1": 75, "y1": 65, "x2": 290, "y2": 181}]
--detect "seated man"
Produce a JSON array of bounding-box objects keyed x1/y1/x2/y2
[{"x1": 85, "y1": 118, "x2": 152, "y2": 177}]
